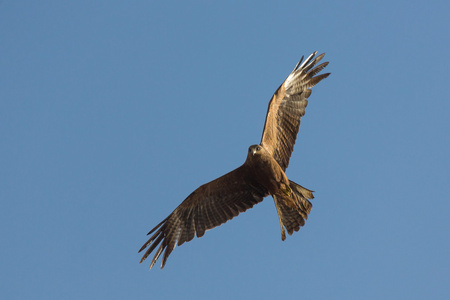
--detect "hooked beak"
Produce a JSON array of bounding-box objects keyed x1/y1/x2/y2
[{"x1": 252, "y1": 148, "x2": 257, "y2": 155}]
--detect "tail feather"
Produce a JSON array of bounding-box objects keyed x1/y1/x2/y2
[{"x1": 273, "y1": 180, "x2": 314, "y2": 240}]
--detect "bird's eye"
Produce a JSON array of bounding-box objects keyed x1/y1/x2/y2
[{"x1": 256, "y1": 146, "x2": 261, "y2": 151}]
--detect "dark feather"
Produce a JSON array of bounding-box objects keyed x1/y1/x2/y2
[{"x1": 139, "y1": 165, "x2": 268, "y2": 269}]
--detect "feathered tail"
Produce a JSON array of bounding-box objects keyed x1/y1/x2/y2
[{"x1": 273, "y1": 180, "x2": 314, "y2": 240}]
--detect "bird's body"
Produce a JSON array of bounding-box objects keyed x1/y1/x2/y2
[
  {"x1": 139, "y1": 52, "x2": 330, "y2": 269},
  {"x1": 245, "y1": 145, "x2": 290, "y2": 201}
]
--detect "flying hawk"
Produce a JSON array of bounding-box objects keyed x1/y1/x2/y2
[{"x1": 139, "y1": 52, "x2": 330, "y2": 269}]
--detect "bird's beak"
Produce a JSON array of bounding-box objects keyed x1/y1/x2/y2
[{"x1": 252, "y1": 149, "x2": 257, "y2": 155}]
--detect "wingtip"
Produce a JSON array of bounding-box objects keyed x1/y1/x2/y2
[
  {"x1": 293, "y1": 55, "x2": 304, "y2": 72},
  {"x1": 292, "y1": 51, "x2": 327, "y2": 73},
  {"x1": 138, "y1": 245, "x2": 146, "y2": 253},
  {"x1": 149, "y1": 259, "x2": 157, "y2": 270}
]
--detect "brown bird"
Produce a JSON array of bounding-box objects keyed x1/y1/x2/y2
[{"x1": 139, "y1": 52, "x2": 330, "y2": 269}]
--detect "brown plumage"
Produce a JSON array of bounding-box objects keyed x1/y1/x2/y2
[{"x1": 139, "y1": 52, "x2": 330, "y2": 269}]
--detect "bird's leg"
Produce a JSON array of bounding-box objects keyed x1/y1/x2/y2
[
  {"x1": 277, "y1": 184, "x2": 297, "y2": 209},
  {"x1": 281, "y1": 184, "x2": 292, "y2": 197}
]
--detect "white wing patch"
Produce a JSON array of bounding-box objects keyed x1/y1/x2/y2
[{"x1": 284, "y1": 52, "x2": 317, "y2": 91}]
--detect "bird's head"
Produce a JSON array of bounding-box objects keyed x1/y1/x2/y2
[
  {"x1": 248, "y1": 144, "x2": 262, "y2": 156},
  {"x1": 245, "y1": 144, "x2": 265, "y2": 165}
]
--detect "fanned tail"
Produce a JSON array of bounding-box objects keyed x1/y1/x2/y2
[{"x1": 273, "y1": 180, "x2": 314, "y2": 240}]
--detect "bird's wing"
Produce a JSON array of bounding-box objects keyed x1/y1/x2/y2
[
  {"x1": 139, "y1": 165, "x2": 268, "y2": 269},
  {"x1": 260, "y1": 52, "x2": 330, "y2": 170}
]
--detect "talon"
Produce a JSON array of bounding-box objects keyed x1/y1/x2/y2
[{"x1": 282, "y1": 185, "x2": 292, "y2": 197}]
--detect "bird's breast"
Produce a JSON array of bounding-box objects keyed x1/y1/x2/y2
[{"x1": 249, "y1": 155, "x2": 288, "y2": 195}]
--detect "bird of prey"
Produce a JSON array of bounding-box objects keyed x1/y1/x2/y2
[{"x1": 139, "y1": 52, "x2": 329, "y2": 269}]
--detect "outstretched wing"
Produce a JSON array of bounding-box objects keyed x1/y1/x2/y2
[
  {"x1": 139, "y1": 165, "x2": 268, "y2": 269},
  {"x1": 260, "y1": 52, "x2": 330, "y2": 170}
]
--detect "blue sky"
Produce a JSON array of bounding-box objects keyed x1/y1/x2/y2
[{"x1": 1, "y1": 1, "x2": 449, "y2": 299}]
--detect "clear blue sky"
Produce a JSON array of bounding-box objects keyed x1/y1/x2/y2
[{"x1": 1, "y1": 1, "x2": 449, "y2": 299}]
